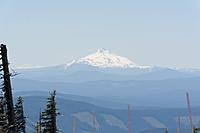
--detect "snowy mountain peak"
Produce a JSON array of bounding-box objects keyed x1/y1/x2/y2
[{"x1": 66, "y1": 49, "x2": 151, "y2": 69}]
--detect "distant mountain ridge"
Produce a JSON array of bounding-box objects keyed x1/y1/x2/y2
[
  {"x1": 12, "y1": 49, "x2": 200, "y2": 109},
  {"x1": 16, "y1": 49, "x2": 200, "y2": 83},
  {"x1": 12, "y1": 77, "x2": 200, "y2": 108}
]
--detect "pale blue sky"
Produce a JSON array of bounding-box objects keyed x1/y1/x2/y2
[{"x1": 0, "y1": 0, "x2": 200, "y2": 68}]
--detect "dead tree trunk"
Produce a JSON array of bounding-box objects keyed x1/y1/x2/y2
[{"x1": 0, "y1": 44, "x2": 16, "y2": 133}]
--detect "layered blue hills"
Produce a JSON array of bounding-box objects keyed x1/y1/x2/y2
[{"x1": 11, "y1": 49, "x2": 200, "y2": 132}]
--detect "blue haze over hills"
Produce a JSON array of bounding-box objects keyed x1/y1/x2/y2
[
  {"x1": 12, "y1": 49, "x2": 200, "y2": 132},
  {"x1": 13, "y1": 49, "x2": 200, "y2": 108}
]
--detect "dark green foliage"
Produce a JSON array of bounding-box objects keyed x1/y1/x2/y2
[
  {"x1": 0, "y1": 95, "x2": 8, "y2": 133},
  {"x1": 15, "y1": 96, "x2": 26, "y2": 133},
  {"x1": 194, "y1": 128, "x2": 200, "y2": 133},
  {"x1": 35, "y1": 122, "x2": 41, "y2": 133},
  {"x1": 40, "y1": 90, "x2": 59, "y2": 133}
]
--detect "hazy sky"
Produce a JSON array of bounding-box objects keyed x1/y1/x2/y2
[{"x1": 0, "y1": 0, "x2": 200, "y2": 68}]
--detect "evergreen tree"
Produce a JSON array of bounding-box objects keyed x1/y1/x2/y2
[
  {"x1": 35, "y1": 122, "x2": 41, "y2": 133},
  {"x1": 0, "y1": 96, "x2": 8, "y2": 132},
  {"x1": 41, "y1": 90, "x2": 59, "y2": 133},
  {"x1": 15, "y1": 96, "x2": 26, "y2": 133}
]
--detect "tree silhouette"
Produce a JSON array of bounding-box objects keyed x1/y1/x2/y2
[
  {"x1": 15, "y1": 97, "x2": 26, "y2": 133},
  {"x1": 40, "y1": 90, "x2": 59, "y2": 133},
  {"x1": 0, "y1": 94, "x2": 8, "y2": 132}
]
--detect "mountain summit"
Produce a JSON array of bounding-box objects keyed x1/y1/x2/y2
[{"x1": 66, "y1": 49, "x2": 150, "y2": 69}]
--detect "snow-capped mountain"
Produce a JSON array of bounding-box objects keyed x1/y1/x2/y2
[
  {"x1": 13, "y1": 48, "x2": 200, "y2": 110},
  {"x1": 65, "y1": 48, "x2": 151, "y2": 69},
  {"x1": 15, "y1": 48, "x2": 200, "y2": 83}
]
